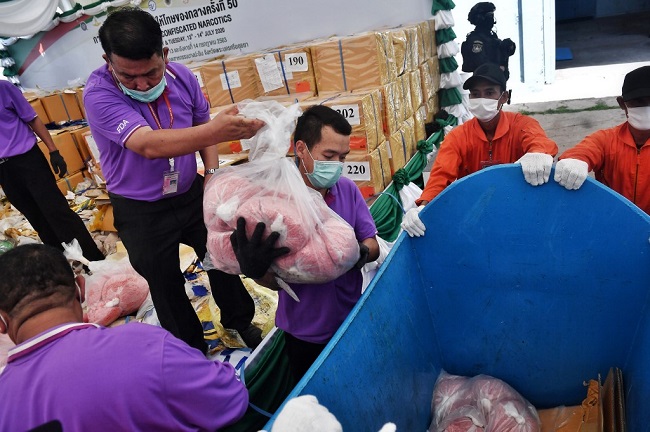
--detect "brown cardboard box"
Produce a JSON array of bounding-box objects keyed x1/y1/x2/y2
[
  {"x1": 409, "y1": 69, "x2": 424, "y2": 110},
  {"x1": 379, "y1": 81, "x2": 404, "y2": 137},
  {"x1": 94, "y1": 204, "x2": 116, "y2": 232},
  {"x1": 399, "y1": 74, "x2": 414, "y2": 121},
  {"x1": 425, "y1": 96, "x2": 440, "y2": 123},
  {"x1": 311, "y1": 31, "x2": 397, "y2": 93},
  {"x1": 41, "y1": 94, "x2": 68, "y2": 123},
  {"x1": 414, "y1": 105, "x2": 427, "y2": 143},
  {"x1": 67, "y1": 126, "x2": 92, "y2": 161},
  {"x1": 403, "y1": 117, "x2": 417, "y2": 160},
  {"x1": 81, "y1": 132, "x2": 102, "y2": 165},
  {"x1": 28, "y1": 97, "x2": 50, "y2": 124},
  {"x1": 424, "y1": 19, "x2": 438, "y2": 59},
  {"x1": 201, "y1": 54, "x2": 260, "y2": 107},
  {"x1": 38, "y1": 131, "x2": 85, "y2": 175},
  {"x1": 75, "y1": 88, "x2": 86, "y2": 119},
  {"x1": 416, "y1": 21, "x2": 435, "y2": 64},
  {"x1": 301, "y1": 89, "x2": 384, "y2": 152},
  {"x1": 420, "y1": 58, "x2": 441, "y2": 103},
  {"x1": 390, "y1": 28, "x2": 408, "y2": 76},
  {"x1": 41, "y1": 92, "x2": 84, "y2": 123},
  {"x1": 346, "y1": 144, "x2": 390, "y2": 198},
  {"x1": 55, "y1": 170, "x2": 87, "y2": 195},
  {"x1": 252, "y1": 46, "x2": 317, "y2": 97},
  {"x1": 404, "y1": 25, "x2": 420, "y2": 72},
  {"x1": 388, "y1": 129, "x2": 408, "y2": 173}
]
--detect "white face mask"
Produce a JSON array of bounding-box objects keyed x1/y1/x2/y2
[
  {"x1": 469, "y1": 96, "x2": 502, "y2": 122},
  {"x1": 626, "y1": 106, "x2": 650, "y2": 131}
]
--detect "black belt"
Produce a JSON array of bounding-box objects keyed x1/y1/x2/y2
[{"x1": 0, "y1": 157, "x2": 8, "y2": 165}]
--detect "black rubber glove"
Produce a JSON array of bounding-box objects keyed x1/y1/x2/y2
[
  {"x1": 354, "y1": 243, "x2": 370, "y2": 269},
  {"x1": 49, "y1": 150, "x2": 67, "y2": 178},
  {"x1": 230, "y1": 216, "x2": 290, "y2": 279}
]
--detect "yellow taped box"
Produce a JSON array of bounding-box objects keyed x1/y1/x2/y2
[
  {"x1": 414, "y1": 105, "x2": 427, "y2": 143},
  {"x1": 37, "y1": 130, "x2": 85, "y2": 176},
  {"x1": 425, "y1": 96, "x2": 440, "y2": 123},
  {"x1": 378, "y1": 80, "x2": 404, "y2": 137},
  {"x1": 389, "y1": 28, "x2": 408, "y2": 77},
  {"x1": 398, "y1": 73, "x2": 414, "y2": 121},
  {"x1": 27, "y1": 97, "x2": 50, "y2": 124},
  {"x1": 420, "y1": 58, "x2": 440, "y2": 103},
  {"x1": 55, "y1": 169, "x2": 90, "y2": 196},
  {"x1": 310, "y1": 30, "x2": 397, "y2": 93},
  {"x1": 252, "y1": 46, "x2": 317, "y2": 97},
  {"x1": 403, "y1": 25, "x2": 420, "y2": 72},
  {"x1": 200, "y1": 54, "x2": 260, "y2": 107},
  {"x1": 40, "y1": 91, "x2": 84, "y2": 123},
  {"x1": 409, "y1": 69, "x2": 424, "y2": 111},
  {"x1": 388, "y1": 129, "x2": 408, "y2": 173},
  {"x1": 402, "y1": 117, "x2": 417, "y2": 160},
  {"x1": 424, "y1": 20, "x2": 438, "y2": 60},
  {"x1": 301, "y1": 89, "x2": 384, "y2": 152}
]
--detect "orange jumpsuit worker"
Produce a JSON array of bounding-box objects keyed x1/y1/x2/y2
[
  {"x1": 401, "y1": 63, "x2": 558, "y2": 237},
  {"x1": 555, "y1": 66, "x2": 650, "y2": 215}
]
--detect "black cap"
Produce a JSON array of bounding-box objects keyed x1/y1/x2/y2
[
  {"x1": 463, "y1": 63, "x2": 507, "y2": 91},
  {"x1": 468, "y1": 2, "x2": 496, "y2": 25},
  {"x1": 622, "y1": 66, "x2": 650, "y2": 101}
]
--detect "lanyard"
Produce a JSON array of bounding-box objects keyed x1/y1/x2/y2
[
  {"x1": 147, "y1": 92, "x2": 175, "y2": 171},
  {"x1": 147, "y1": 92, "x2": 174, "y2": 130}
]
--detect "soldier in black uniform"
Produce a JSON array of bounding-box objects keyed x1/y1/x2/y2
[{"x1": 461, "y1": 2, "x2": 516, "y2": 80}]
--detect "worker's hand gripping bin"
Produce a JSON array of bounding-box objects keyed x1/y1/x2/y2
[{"x1": 264, "y1": 164, "x2": 650, "y2": 431}]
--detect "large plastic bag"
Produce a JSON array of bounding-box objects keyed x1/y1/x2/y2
[
  {"x1": 63, "y1": 240, "x2": 150, "y2": 326},
  {"x1": 204, "y1": 100, "x2": 360, "y2": 284},
  {"x1": 429, "y1": 371, "x2": 540, "y2": 432}
]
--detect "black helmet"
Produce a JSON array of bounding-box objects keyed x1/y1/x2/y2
[{"x1": 468, "y1": 2, "x2": 496, "y2": 27}]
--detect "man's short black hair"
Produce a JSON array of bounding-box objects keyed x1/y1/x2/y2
[
  {"x1": 0, "y1": 244, "x2": 75, "y2": 316},
  {"x1": 99, "y1": 7, "x2": 163, "y2": 61},
  {"x1": 294, "y1": 105, "x2": 352, "y2": 150}
]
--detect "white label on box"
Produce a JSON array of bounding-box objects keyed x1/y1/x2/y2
[
  {"x1": 342, "y1": 161, "x2": 371, "y2": 181},
  {"x1": 284, "y1": 53, "x2": 309, "y2": 72},
  {"x1": 193, "y1": 71, "x2": 204, "y2": 88},
  {"x1": 278, "y1": 62, "x2": 293, "y2": 80},
  {"x1": 84, "y1": 133, "x2": 101, "y2": 164},
  {"x1": 332, "y1": 104, "x2": 360, "y2": 126},
  {"x1": 240, "y1": 138, "x2": 252, "y2": 151},
  {"x1": 220, "y1": 70, "x2": 242, "y2": 90},
  {"x1": 255, "y1": 54, "x2": 284, "y2": 92}
]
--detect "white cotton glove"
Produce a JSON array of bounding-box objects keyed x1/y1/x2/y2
[
  {"x1": 401, "y1": 205, "x2": 426, "y2": 237},
  {"x1": 554, "y1": 158, "x2": 589, "y2": 190},
  {"x1": 271, "y1": 395, "x2": 342, "y2": 432},
  {"x1": 517, "y1": 152, "x2": 554, "y2": 186}
]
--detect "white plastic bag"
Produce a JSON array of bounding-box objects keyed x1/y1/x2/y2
[{"x1": 204, "y1": 100, "x2": 360, "y2": 284}]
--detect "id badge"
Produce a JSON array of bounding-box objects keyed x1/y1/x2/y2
[
  {"x1": 480, "y1": 160, "x2": 502, "y2": 169},
  {"x1": 162, "y1": 170, "x2": 180, "y2": 195}
]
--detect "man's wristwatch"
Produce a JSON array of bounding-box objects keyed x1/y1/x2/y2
[{"x1": 205, "y1": 168, "x2": 218, "y2": 175}]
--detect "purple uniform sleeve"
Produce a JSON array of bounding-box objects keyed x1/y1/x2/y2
[{"x1": 161, "y1": 332, "x2": 248, "y2": 430}]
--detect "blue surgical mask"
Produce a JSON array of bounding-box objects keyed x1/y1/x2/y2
[
  {"x1": 303, "y1": 147, "x2": 343, "y2": 189},
  {"x1": 113, "y1": 69, "x2": 167, "y2": 103}
]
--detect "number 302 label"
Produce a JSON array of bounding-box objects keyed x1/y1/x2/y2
[
  {"x1": 331, "y1": 104, "x2": 360, "y2": 126},
  {"x1": 342, "y1": 161, "x2": 371, "y2": 181}
]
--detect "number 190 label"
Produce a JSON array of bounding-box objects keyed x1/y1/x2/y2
[{"x1": 342, "y1": 161, "x2": 371, "y2": 181}]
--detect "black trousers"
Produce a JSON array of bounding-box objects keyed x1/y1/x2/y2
[
  {"x1": 0, "y1": 145, "x2": 104, "y2": 261},
  {"x1": 110, "y1": 175, "x2": 255, "y2": 352},
  {"x1": 284, "y1": 332, "x2": 328, "y2": 382}
]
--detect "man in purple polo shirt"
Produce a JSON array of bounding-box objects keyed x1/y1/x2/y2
[
  {"x1": 0, "y1": 80, "x2": 104, "y2": 262},
  {"x1": 84, "y1": 7, "x2": 265, "y2": 353},
  {"x1": 231, "y1": 105, "x2": 380, "y2": 380},
  {"x1": 0, "y1": 244, "x2": 248, "y2": 431}
]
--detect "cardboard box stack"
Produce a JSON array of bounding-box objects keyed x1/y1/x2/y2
[
  {"x1": 200, "y1": 54, "x2": 260, "y2": 107},
  {"x1": 311, "y1": 30, "x2": 397, "y2": 94},
  {"x1": 252, "y1": 46, "x2": 317, "y2": 97}
]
